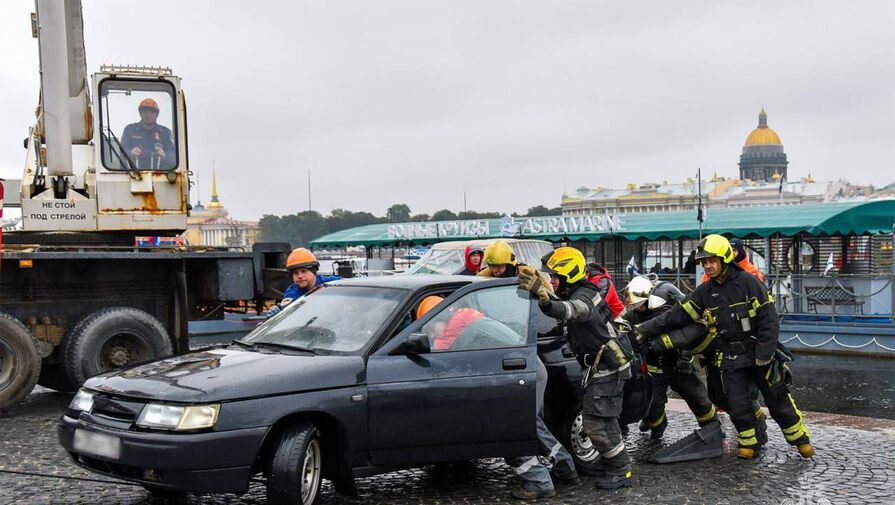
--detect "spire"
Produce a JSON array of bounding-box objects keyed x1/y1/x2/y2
[
  {"x1": 211, "y1": 167, "x2": 219, "y2": 202},
  {"x1": 758, "y1": 107, "x2": 768, "y2": 128},
  {"x1": 207, "y1": 161, "x2": 223, "y2": 209}
]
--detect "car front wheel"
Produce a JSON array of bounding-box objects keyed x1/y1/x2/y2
[{"x1": 267, "y1": 422, "x2": 323, "y2": 505}]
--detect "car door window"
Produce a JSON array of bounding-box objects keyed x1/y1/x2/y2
[{"x1": 421, "y1": 285, "x2": 529, "y2": 351}]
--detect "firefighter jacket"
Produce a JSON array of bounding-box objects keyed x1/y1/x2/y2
[
  {"x1": 638, "y1": 263, "x2": 778, "y2": 369},
  {"x1": 538, "y1": 280, "x2": 631, "y2": 374}
]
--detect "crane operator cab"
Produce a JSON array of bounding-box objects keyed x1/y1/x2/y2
[
  {"x1": 21, "y1": 65, "x2": 189, "y2": 235},
  {"x1": 102, "y1": 86, "x2": 178, "y2": 172}
]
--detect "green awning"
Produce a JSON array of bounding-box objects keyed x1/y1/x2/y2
[{"x1": 309, "y1": 200, "x2": 895, "y2": 248}]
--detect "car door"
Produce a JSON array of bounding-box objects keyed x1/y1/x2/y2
[{"x1": 365, "y1": 280, "x2": 538, "y2": 466}]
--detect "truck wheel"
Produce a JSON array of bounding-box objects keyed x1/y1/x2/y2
[
  {"x1": 61, "y1": 307, "x2": 173, "y2": 386},
  {"x1": 561, "y1": 403, "x2": 603, "y2": 476},
  {"x1": 266, "y1": 422, "x2": 323, "y2": 505},
  {"x1": 0, "y1": 313, "x2": 41, "y2": 410}
]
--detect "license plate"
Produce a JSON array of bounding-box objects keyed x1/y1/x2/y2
[{"x1": 73, "y1": 429, "x2": 121, "y2": 460}]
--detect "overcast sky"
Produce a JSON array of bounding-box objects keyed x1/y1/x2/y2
[{"x1": 1, "y1": 0, "x2": 893, "y2": 220}]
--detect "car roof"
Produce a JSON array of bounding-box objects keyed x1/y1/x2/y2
[{"x1": 324, "y1": 274, "x2": 488, "y2": 290}]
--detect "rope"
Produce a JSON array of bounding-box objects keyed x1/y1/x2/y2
[
  {"x1": 780, "y1": 334, "x2": 895, "y2": 352},
  {"x1": 0, "y1": 468, "x2": 141, "y2": 486}
]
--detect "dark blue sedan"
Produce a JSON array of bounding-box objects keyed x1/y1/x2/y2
[{"x1": 59, "y1": 275, "x2": 627, "y2": 504}]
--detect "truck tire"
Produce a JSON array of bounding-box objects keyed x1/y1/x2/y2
[
  {"x1": 0, "y1": 313, "x2": 41, "y2": 410},
  {"x1": 61, "y1": 307, "x2": 173, "y2": 386}
]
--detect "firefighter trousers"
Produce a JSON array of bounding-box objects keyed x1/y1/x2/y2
[
  {"x1": 645, "y1": 353, "x2": 717, "y2": 429},
  {"x1": 716, "y1": 361, "x2": 810, "y2": 449},
  {"x1": 582, "y1": 367, "x2": 632, "y2": 474}
]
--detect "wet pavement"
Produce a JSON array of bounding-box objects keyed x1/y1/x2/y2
[
  {"x1": 784, "y1": 354, "x2": 895, "y2": 420},
  {"x1": 2, "y1": 384, "x2": 893, "y2": 505}
]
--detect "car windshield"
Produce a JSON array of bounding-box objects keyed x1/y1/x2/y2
[
  {"x1": 241, "y1": 286, "x2": 407, "y2": 354},
  {"x1": 404, "y1": 249, "x2": 466, "y2": 275}
]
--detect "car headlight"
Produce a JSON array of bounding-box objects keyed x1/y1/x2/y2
[
  {"x1": 69, "y1": 389, "x2": 95, "y2": 412},
  {"x1": 136, "y1": 403, "x2": 220, "y2": 431}
]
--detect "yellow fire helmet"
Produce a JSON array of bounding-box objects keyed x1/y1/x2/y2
[
  {"x1": 695, "y1": 234, "x2": 734, "y2": 264},
  {"x1": 541, "y1": 247, "x2": 586, "y2": 284},
  {"x1": 483, "y1": 240, "x2": 517, "y2": 266}
]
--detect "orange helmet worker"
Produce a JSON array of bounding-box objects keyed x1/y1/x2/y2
[
  {"x1": 139, "y1": 98, "x2": 159, "y2": 111},
  {"x1": 123, "y1": 96, "x2": 174, "y2": 167},
  {"x1": 286, "y1": 248, "x2": 319, "y2": 272},
  {"x1": 416, "y1": 295, "x2": 444, "y2": 320},
  {"x1": 266, "y1": 248, "x2": 341, "y2": 317}
]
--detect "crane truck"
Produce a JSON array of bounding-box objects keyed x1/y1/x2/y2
[{"x1": 0, "y1": 0, "x2": 289, "y2": 410}]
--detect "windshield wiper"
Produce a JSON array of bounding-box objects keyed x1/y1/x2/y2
[
  {"x1": 251, "y1": 341, "x2": 318, "y2": 354},
  {"x1": 232, "y1": 339, "x2": 257, "y2": 350}
]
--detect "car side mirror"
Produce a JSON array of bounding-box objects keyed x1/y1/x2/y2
[{"x1": 390, "y1": 332, "x2": 431, "y2": 355}]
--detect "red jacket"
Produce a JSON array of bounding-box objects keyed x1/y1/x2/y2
[
  {"x1": 435, "y1": 308, "x2": 484, "y2": 350},
  {"x1": 586, "y1": 264, "x2": 625, "y2": 317}
]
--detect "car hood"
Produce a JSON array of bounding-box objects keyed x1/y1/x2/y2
[{"x1": 86, "y1": 347, "x2": 366, "y2": 403}]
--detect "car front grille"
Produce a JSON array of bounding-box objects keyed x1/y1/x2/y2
[{"x1": 88, "y1": 395, "x2": 146, "y2": 425}]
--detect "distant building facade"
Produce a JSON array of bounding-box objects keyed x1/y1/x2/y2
[
  {"x1": 183, "y1": 169, "x2": 259, "y2": 248},
  {"x1": 562, "y1": 108, "x2": 867, "y2": 216}
]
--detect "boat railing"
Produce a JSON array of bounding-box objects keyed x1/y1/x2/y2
[{"x1": 628, "y1": 272, "x2": 895, "y2": 324}]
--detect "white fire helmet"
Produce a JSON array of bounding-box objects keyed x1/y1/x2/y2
[{"x1": 625, "y1": 276, "x2": 653, "y2": 309}]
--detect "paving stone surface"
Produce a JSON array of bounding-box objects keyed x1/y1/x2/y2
[{"x1": 2, "y1": 388, "x2": 893, "y2": 505}]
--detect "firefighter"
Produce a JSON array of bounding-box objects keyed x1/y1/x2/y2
[
  {"x1": 266, "y1": 248, "x2": 341, "y2": 317},
  {"x1": 519, "y1": 247, "x2": 634, "y2": 489},
  {"x1": 476, "y1": 240, "x2": 519, "y2": 278},
  {"x1": 701, "y1": 238, "x2": 764, "y2": 283},
  {"x1": 636, "y1": 235, "x2": 814, "y2": 459},
  {"x1": 624, "y1": 276, "x2": 718, "y2": 438}
]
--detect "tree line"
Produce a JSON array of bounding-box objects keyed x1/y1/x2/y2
[{"x1": 259, "y1": 204, "x2": 562, "y2": 247}]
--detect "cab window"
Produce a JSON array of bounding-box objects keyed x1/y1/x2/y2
[
  {"x1": 99, "y1": 79, "x2": 178, "y2": 171},
  {"x1": 421, "y1": 285, "x2": 529, "y2": 351}
]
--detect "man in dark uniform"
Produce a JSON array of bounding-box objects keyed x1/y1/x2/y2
[
  {"x1": 121, "y1": 98, "x2": 176, "y2": 170},
  {"x1": 624, "y1": 276, "x2": 719, "y2": 438},
  {"x1": 636, "y1": 234, "x2": 814, "y2": 460},
  {"x1": 519, "y1": 247, "x2": 634, "y2": 489}
]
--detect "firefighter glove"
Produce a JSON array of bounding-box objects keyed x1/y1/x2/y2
[{"x1": 517, "y1": 268, "x2": 550, "y2": 305}]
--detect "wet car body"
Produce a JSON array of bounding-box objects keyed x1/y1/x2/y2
[{"x1": 57, "y1": 275, "x2": 594, "y2": 500}]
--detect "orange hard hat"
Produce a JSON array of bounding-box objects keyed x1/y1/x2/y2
[
  {"x1": 139, "y1": 98, "x2": 159, "y2": 111},
  {"x1": 416, "y1": 295, "x2": 444, "y2": 320},
  {"x1": 286, "y1": 248, "x2": 319, "y2": 271}
]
